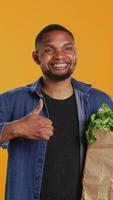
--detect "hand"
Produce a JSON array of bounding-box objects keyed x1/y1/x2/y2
[{"x1": 13, "y1": 99, "x2": 54, "y2": 141}]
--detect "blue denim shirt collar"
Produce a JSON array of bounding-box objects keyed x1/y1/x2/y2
[{"x1": 29, "y1": 76, "x2": 92, "y2": 96}]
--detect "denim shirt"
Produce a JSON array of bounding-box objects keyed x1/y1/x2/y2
[{"x1": 0, "y1": 77, "x2": 113, "y2": 200}]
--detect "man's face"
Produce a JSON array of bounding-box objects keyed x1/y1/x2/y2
[{"x1": 37, "y1": 30, "x2": 77, "y2": 81}]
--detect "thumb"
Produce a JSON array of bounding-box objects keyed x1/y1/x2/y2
[{"x1": 33, "y1": 99, "x2": 43, "y2": 115}]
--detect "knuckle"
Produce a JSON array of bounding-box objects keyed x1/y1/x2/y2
[
  {"x1": 46, "y1": 118, "x2": 52, "y2": 124},
  {"x1": 47, "y1": 119, "x2": 51, "y2": 123},
  {"x1": 42, "y1": 135, "x2": 50, "y2": 141},
  {"x1": 50, "y1": 132, "x2": 53, "y2": 136},
  {"x1": 45, "y1": 136, "x2": 50, "y2": 140},
  {"x1": 48, "y1": 130, "x2": 53, "y2": 136}
]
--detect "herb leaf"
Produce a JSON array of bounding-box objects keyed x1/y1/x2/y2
[{"x1": 86, "y1": 103, "x2": 113, "y2": 144}]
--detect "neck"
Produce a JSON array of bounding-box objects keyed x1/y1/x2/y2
[{"x1": 41, "y1": 76, "x2": 73, "y2": 100}]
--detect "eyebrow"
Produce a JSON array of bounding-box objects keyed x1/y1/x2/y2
[{"x1": 43, "y1": 42, "x2": 74, "y2": 48}]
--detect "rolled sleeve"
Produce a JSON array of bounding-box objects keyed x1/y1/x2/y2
[
  {"x1": 0, "y1": 122, "x2": 9, "y2": 148},
  {"x1": 0, "y1": 92, "x2": 10, "y2": 149}
]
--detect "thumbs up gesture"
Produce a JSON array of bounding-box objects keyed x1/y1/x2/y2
[
  {"x1": 12, "y1": 99, "x2": 54, "y2": 141},
  {"x1": 33, "y1": 99, "x2": 44, "y2": 115}
]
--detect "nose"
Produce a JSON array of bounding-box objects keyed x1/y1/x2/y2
[{"x1": 53, "y1": 50, "x2": 65, "y2": 60}]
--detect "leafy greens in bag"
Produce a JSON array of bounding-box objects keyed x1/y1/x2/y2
[{"x1": 86, "y1": 103, "x2": 113, "y2": 144}]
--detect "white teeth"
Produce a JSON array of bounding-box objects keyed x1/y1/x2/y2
[{"x1": 53, "y1": 63, "x2": 67, "y2": 68}]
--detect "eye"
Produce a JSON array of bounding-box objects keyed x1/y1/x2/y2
[
  {"x1": 44, "y1": 48, "x2": 54, "y2": 54},
  {"x1": 64, "y1": 46, "x2": 74, "y2": 53}
]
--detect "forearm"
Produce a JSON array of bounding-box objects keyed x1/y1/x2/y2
[{"x1": 0, "y1": 121, "x2": 19, "y2": 144}]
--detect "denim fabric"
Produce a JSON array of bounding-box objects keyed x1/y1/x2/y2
[{"x1": 0, "y1": 77, "x2": 113, "y2": 200}]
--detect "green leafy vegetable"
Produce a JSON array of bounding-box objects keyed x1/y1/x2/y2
[{"x1": 86, "y1": 103, "x2": 113, "y2": 144}]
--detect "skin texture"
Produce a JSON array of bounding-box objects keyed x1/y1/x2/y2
[
  {"x1": 33, "y1": 30, "x2": 77, "y2": 81},
  {"x1": 0, "y1": 30, "x2": 77, "y2": 143},
  {"x1": 33, "y1": 30, "x2": 77, "y2": 99},
  {"x1": 0, "y1": 99, "x2": 54, "y2": 142}
]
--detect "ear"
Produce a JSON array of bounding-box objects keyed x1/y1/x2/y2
[
  {"x1": 74, "y1": 47, "x2": 78, "y2": 66},
  {"x1": 32, "y1": 51, "x2": 40, "y2": 65}
]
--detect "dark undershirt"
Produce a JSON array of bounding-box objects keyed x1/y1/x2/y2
[{"x1": 40, "y1": 91, "x2": 81, "y2": 200}]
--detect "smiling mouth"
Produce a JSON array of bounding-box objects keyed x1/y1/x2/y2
[{"x1": 50, "y1": 63, "x2": 69, "y2": 69}]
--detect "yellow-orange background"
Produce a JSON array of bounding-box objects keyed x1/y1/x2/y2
[{"x1": 0, "y1": 0, "x2": 113, "y2": 199}]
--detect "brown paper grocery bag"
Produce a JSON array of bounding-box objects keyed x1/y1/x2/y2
[{"x1": 82, "y1": 130, "x2": 113, "y2": 200}]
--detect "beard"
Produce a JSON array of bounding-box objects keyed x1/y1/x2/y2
[{"x1": 42, "y1": 66, "x2": 76, "y2": 81}]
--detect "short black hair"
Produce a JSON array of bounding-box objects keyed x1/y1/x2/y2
[{"x1": 35, "y1": 24, "x2": 74, "y2": 50}]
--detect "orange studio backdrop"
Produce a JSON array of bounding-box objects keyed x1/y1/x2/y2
[{"x1": 0, "y1": 0, "x2": 113, "y2": 199}]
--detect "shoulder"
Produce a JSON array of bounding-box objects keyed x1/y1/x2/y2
[
  {"x1": 88, "y1": 87, "x2": 111, "y2": 100},
  {"x1": 88, "y1": 87, "x2": 113, "y2": 110},
  {"x1": 0, "y1": 81, "x2": 37, "y2": 104},
  {"x1": 72, "y1": 78, "x2": 113, "y2": 111},
  {"x1": 0, "y1": 81, "x2": 36, "y2": 97}
]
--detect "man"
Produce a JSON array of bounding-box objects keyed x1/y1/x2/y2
[{"x1": 0, "y1": 24, "x2": 113, "y2": 200}]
